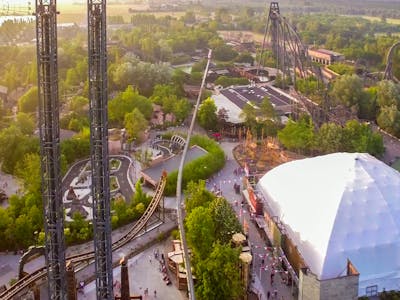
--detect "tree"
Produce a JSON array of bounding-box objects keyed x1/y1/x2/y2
[
  {"x1": 65, "y1": 68, "x2": 80, "y2": 87},
  {"x1": 149, "y1": 84, "x2": 190, "y2": 122},
  {"x1": 185, "y1": 206, "x2": 215, "y2": 260},
  {"x1": 277, "y1": 117, "x2": 315, "y2": 153},
  {"x1": 0, "y1": 208, "x2": 13, "y2": 250},
  {"x1": 213, "y1": 44, "x2": 238, "y2": 62},
  {"x1": 209, "y1": 197, "x2": 242, "y2": 244},
  {"x1": 195, "y1": 243, "x2": 243, "y2": 300},
  {"x1": 66, "y1": 212, "x2": 92, "y2": 244},
  {"x1": 376, "y1": 80, "x2": 400, "y2": 109},
  {"x1": 60, "y1": 133, "x2": 90, "y2": 165},
  {"x1": 295, "y1": 77, "x2": 319, "y2": 98},
  {"x1": 109, "y1": 86, "x2": 152, "y2": 127},
  {"x1": 69, "y1": 96, "x2": 89, "y2": 115},
  {"x1": 124, "y1": 108, "x2": 148, "y2": 142},
  {"x1": 240, "y1": 102, "x2": 257, "y2": 134},
  {"x1": 315, "y1": 123, "x2": 343, "y2": 154},
  {"x1": 14, "y1": 214, "x2": 34, "y2": 248},
  {"x1": 15, "y1": 153, "x2": 41, "y2": 195},
  {"x1": 259, "y1": 97, "x2": 280, "y2": 137},
  {"x1": 342, "y1": 120, "x2": 384, "y2": 156},
  {"x1": 18, "y1": 86, "x2": 38, "y2": 113},
  {"x1": 184, "y1": 180, "x2": 215, "y2": 214},
  {"x1": 0, "y1": 125, "x2": 39, "y2": 174},
  {"x1": 329, "y1": 74, "x2": 365, "y2": 112},
  {"x1": 111, "y1": 57, "x2": 171, "y2": 96},
  {"x1": 112, "y1": 197, "x2": 131, "y2": 226},
  {"x1": 198, "y1": 98, "x2": 218, "y2": 131},
  {"x1": 0, "y1": 101, "x2": 6, "y2": 130},
  {"x1": 377, "y1": 105, "x2": 400, "y2": 137},
  {"x1": 259, "y1": 97, "x2": 279, "y2": 123},
  {"x1": 3, "y1": 65, "x2": 19, "y2": 91},
  {"x1": 15, "y1": 112, "x2": 35, "y2": 135},
  {"x1": 112, "y1": 61, "x2": 134, "y2": 89},
  {"x1": 235, "y1": 52, "x2": 254, "y2": 65},
  {"x1": 173, "y1": 98, "x2": 191, "y2": 123},
  {"x1": 181, "y1": 11, "x2": 196, "y2": 24},
  {"x1": 359, "y1": 87, "x2": 377, "y2": 120},
  {"x1": 132, "y1": 180, "x2": 148, "y2": 206}
]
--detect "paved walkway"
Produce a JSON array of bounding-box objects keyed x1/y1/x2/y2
[
  {"x1": 0, "y1": 253, "x2": 22, "y2": 287},
  {"x1": 209, "y1": 141, "x2": 296, "y2": 300},
  {"x1": 26, "y1": 216, "x2": 179, "y2": 299},
  {"x1": 79, "y1": 241, "x2": 185, "y2": 300},
  {"x1": 0, "y1": 139, "x2": 293, "y2": 299}
]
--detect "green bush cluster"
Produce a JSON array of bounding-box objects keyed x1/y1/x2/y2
[
  {"x1": 111, "y1": 181, "x2": 152, "y2": 229},
  {"x1": 164, "y1": 135, "x2": 225, "y2": 196}
]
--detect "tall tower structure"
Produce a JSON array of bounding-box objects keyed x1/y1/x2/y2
[
  {"x1": 269, "y1": 2, "x2": 280, "y2": 65},
  {"x1": 87, "y1": 0, "x2": 114, "y2": 298},
  {"x1": 35, "y1": 0, "x2": 67, "y2": 299}
]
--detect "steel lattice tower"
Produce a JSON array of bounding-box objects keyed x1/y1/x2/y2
[
  {"x1": 263, "y1": 2, "x2": 310, "y2": 82},
  {"x1": 35, "y1": 0, "x2": 67, "y2": 299},
  {"x1": 87, "y1": 0, "x2": 114, "y2": 298},
  {"x1": 269, "y1": 2, "x2": 280, "y2": 67}
]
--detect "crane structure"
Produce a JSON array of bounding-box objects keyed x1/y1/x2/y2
[
  {"x1": 87, "y1": 0, "x2": 114, "y2": 298},
  {"x1": 35, "y1": 0, "x2": 67, "y2": 299}
]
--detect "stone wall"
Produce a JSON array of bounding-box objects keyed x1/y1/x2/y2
[
  {"x1": 299, "y1": 269, "x2": 359, "y2": 300},
  {"x1": 320, "y1": 274, "x2": 359, "y2": 300},
  {"x1": 299, "y1": 269, "x2": 320, "y2": 300}
]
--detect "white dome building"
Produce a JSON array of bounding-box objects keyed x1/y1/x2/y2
[{"x1": 256, "y1": 152, "x2": 400, "y2": 299}]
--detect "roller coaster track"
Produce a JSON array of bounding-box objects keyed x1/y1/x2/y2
[
  {"x1": 383, "y1": 41, "x2": 400, "y2": 82},
  {"x1": 0, "y1": 174, "x2": 167, "y2": 300}
]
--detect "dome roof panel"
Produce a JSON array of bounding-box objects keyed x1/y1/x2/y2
[{"x1": 257, "y1": 152, "x2": 400, "y2": 293}]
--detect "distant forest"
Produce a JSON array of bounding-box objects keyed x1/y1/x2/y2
[{"x1": 201, "y1": 0, "x2": 400, "y2": 18}]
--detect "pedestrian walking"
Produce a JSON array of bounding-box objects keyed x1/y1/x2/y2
[
  {"x1": 274, "y1": 289, "x2": 278, "y2": 298},
  {"x1": 154, "y1": 290, "x2": 157, "y2": 298},
  {"x1": 267, "y1": 290, "x2": 271, "y2": 299}
]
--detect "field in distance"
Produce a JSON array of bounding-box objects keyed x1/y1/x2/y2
[{"x1": 57, "y1": 3, "x2": 185, "y2": 24}]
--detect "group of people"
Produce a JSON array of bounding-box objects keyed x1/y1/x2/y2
[
  {"x1": 154, "y1": 248, "x2": 171, "y2": 286},
  {"x1": 143, "y1": 288, "x2": 157, "y2": 298}
]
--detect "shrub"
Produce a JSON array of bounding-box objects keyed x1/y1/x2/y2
[{"x1": 164, "y1": 135, "x2": 225, "y2": 195}]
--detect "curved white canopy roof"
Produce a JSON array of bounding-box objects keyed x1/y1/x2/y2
[{"x1": 257, "y1": 153, "x2": 400, "y2": 294}]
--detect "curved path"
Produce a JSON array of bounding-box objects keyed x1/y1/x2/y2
[
  {"x1": 62, "y1": 155, "x2": 134, "y2": 203},
  {"x1": 0, "y1": 174, "x2": 166, "y2": 300}
]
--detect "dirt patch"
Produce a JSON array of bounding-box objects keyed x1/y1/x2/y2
[{"x1": 233, "y1": 137, "x2": 305, "y2": 177}]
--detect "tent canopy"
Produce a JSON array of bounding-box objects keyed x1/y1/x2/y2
[{"x1": 257, "y1": 153, "x2": 400, "y2": 294}]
